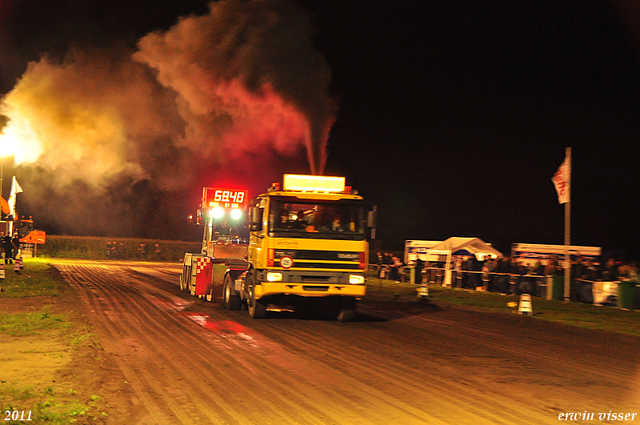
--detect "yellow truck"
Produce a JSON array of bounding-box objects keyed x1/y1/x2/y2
[{"x1": 181, "y1": 175, "x2": 374, "y2": 321}]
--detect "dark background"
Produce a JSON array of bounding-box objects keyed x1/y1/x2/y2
[{"x1": 1, "y1": 0, "x2": 639, "y2": 259}]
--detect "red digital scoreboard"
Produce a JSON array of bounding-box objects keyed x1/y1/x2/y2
[{"x1": 202, "y1": 188, "x2": 248, "y2": 209}]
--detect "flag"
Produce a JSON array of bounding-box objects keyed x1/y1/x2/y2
[
  {"x1": 8, "y1": 176, "x2": 23, "y2": 216},
  {"x1": 552, "y1": 157, "x2": 570, "y2": 204}
]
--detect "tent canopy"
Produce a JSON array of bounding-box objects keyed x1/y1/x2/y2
[{"x1": 431, "y1": 237, "x2": 502, "y2": 260}]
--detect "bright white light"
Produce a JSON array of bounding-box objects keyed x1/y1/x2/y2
[
  {"x1": 230, "y1": 209, "x2": 242, "y2": 220},
  {"x1": 283, "y1": 174, "x2": 345, "y2": 192},
  {"x1": 349, "y1": 275, "x2": 365, "y2": 284},
  {"x1": 266, "y1": 272, "x2": 282, "y2": 282},
  {"x1": 211, "y1": 207, "x2": 224, "y2": 219},
  {"x1": 0, "y1": 110, "x2": 43, "y2": 163}
]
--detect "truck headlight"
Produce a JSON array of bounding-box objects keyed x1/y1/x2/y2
[
  {"x1": 266, "y1": 272, "x2": 283, "y2": 282},
  {"x1": 211, "y1": 207, "x2": 224, "y2": 219},
  {"x1": 349, "y1": 274, "x2": 365, "y2": 284}
]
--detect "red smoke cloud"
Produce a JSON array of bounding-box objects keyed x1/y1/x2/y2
[
  {"x1": 135, "y1": 0, "x2": 335, "y2": 175},
  {"x1": 216, "y1": 81, "x2": 309, "y2": 160}
]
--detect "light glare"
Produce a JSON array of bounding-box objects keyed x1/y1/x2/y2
[
  {"x1": 0, "y1": 109, "x2": 43, "y2": 162},
  {"x1": 349, "y1": 274, "x2": 365, "y2": 284},
  {"x1": 266, "y1": 272, "x2": 283, "y2": 282},
  {"x1": 212, "y1": 207, "x2": 224, "y2": 219}
]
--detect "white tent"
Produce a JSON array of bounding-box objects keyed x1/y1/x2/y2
[
  {"x1": 428, "y1": 237, "x2": 503, "y2": 287},
  {"x1": 431, "y1": 237, "x2": 502, "y2": 261}
]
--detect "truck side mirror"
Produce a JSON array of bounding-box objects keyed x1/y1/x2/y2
[
  {"x1": 250, "y1": 207, "x2": 263, "y2": 231},
  {"x1": 187, "y1": 209, "x2": 204, "y2": 225}
]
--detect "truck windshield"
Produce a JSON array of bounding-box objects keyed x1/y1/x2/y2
[{"x1": 268, "y1": 198, "x2": 365, "y2": 239}]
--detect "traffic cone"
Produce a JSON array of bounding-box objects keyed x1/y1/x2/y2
[
  {"x1": 518, "y1": 293, "x2": 533, "y2": 316},
  {"x1": 0, "y1": 267, "x2": 5, "y2": 279},
  {"x1": 416, "y1": 282, "x2": 429, "y2": 298},
  {"x1": 13, "y1": 261, "x2": 20, "y2": 274},
  {"x1": 18, "y1": 257, "x2": 24, "y2": 270}
]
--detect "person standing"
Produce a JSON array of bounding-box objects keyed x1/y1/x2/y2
[
  {"x1": 572, "y1": 257, "x2": 586, "y2": 302},
  {"x1": 508, "y1": 257, "x2": 520, "y2": 294},
  {"x1": 3, "y1": 232, "x2": 13, "y2": 264},
  {"x1": 481, "y1": 256, "x2": 493, "y2": 291},
  {"x1": 390, "y1": 256, "x2": 402, "y2": 283},
  {"x1": 11, "y1": 232, "x2": 20, "y2": 262},
  {"x1": 376, "y1": 252, "x2": 384, "y2": 278},
  {"x1": 414, "y1": 257, "x2": 424, "y2": 284},
  {"x1": 585, "y1": 259, "x2": 600, "y2": 281},
  {"x1": 382, "y1": 252, "x2": 393, "y2": 279},
  {"x1": 603, "y1": 257, "x2": 619, "y2": 282},
  {"x1": 454, "y1": 257, "x2": 463, "y2": 288},
  {"x1": 464, "y1": 256, "x2": 474, "y2": 289}
]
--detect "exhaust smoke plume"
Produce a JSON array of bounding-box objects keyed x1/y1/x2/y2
[
  {"x1": 134, "y1": 0, "x2": 334, "y2": 175},
  {"x1": 0, "y1": 0, "x2": 335, "y2": 237}
]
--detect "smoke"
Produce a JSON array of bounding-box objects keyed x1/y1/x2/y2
[
  {"x1": 1, "y1": 48, "x2": 183, "y2": 190},
  {"x1": 0, "y1": 0, "x2": 335, "y2": 237},
  {"x1": 134, "y1": 0, "x2": 334, "y2": 174}
]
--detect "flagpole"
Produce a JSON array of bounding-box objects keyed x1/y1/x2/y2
[{"x1": 564, "y1": 147, "x2": 571, "y2": 302}]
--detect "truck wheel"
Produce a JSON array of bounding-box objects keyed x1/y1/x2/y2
[
  {"x1": 337, "y1": 298, "x2": 357, "y2": 322},
  {"x1": 223, "y1": 275, "x2": 242, "y2": 310},
  {"x1": 247, "y1": 272, "x2": 267, "y2": 319}
]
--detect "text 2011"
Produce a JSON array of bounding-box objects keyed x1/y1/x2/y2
[{"x1": 4, "y1": 410, "x2": 32, "y2": 421}]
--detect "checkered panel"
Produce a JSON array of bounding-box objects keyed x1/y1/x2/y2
[{"x1": 196, "y1": 257, "x2": 211, "y2": 274}]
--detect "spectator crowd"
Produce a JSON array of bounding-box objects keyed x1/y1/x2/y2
[{"x1": 374, "y1": 252, "x2": 639, "y2": 302}]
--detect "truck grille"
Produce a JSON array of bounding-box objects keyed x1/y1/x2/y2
[
  {"x1": 273, "y1": 249, "x2": 361, "y2": 270},
  {"x1": 274, "y1": 250, "x2": 359, "y2": 261}
]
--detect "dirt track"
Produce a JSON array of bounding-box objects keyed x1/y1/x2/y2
[{"x1": 53, "y1": 259, "x2": 640, "y2": 424}]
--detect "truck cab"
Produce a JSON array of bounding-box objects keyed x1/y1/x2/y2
[{"x1": 241, "y1": 175, "x2": 372, "y2": 321}]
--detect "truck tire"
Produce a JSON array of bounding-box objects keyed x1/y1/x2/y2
[
  {"x1": 223, "y1": 274, "x2": 242, "y2": 310},
  {"x1": 336, "y1": 298, "x2": 357, "y2": 322},
  {"x1": 247, "y1": 272, "x2": 267, "y2": 319}
]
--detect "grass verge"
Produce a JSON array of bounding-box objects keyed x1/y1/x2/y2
[
  {"x1": 1, "y1": 383, "x2": 107, "y2": 425},
  {"x1": 0, "y1": 258, "x2": 110, "y2": 424},
  {"x1": 0, "y1": 307, "x2": 70, "y2": 336},
  {"x1": 366, "y1": 275, "x2": 640, "y2": 337},
  {"x1": 0, "y1": 258, "x2": 60, "y2": 298}
]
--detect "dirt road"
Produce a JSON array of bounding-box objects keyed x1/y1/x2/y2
[{"x1": 53, "y1": 259, "x2": 640, "y2": 424}]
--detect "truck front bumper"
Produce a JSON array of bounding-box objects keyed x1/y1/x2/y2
[{"x1": 255, "y1": 282, "x2": 366, "y2": 299}]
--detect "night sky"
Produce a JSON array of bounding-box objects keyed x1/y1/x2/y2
[{"x1": 1, "y1": 0, "x2": 639, "y2": 259}]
